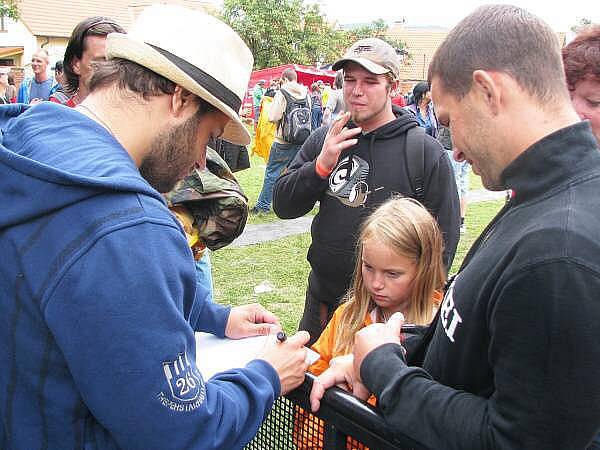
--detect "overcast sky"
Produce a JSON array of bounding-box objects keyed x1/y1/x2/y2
[{"x1": 316, "y1": 0, "x2": 599, "y2": 32}]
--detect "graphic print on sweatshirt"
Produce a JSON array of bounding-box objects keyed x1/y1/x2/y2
[
  {"x1": 440, "y1": 277, "x2": 463, "y2": 343},
  {"x1": 157, "y1": 351, "x2": 206, "y2": 412},
  {"x1": 327, "y1": 155, "x2": 371, "y2": 207}
]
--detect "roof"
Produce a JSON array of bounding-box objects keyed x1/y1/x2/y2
[
  {"x1": 18, "y1": 0, "x2": 216, "y2": 38},
  {"x1": 0, "y1": 46, "x2": 24, "y2": 58},
  {"x1": 388, "y1": 24, "x2": 570, "y2": 82},
  {"x1": 387, "y1": 25, "x2": 449, "y2": 81}
]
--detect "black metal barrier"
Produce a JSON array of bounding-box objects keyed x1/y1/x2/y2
[{"x1": 246, "y1": 373, "x2": 429, "y2": 450}]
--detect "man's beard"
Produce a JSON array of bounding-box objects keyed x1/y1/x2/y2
[
  {"x1": 139, "y1": 114, "x2": 200, "y2": 193},
  {"x1": 350, "y1": 99, "x2": 389, "y2": 126}
]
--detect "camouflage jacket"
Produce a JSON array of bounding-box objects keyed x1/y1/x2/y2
[{"x1": 164, "y1": 147, "x2": 248, "y2": 251}]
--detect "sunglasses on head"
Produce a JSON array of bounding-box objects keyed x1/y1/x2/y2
[{"x1": 81, "y1": 19, "x2": 120, "y2": 40}]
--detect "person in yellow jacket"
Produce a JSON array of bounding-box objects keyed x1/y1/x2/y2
[
  {"x1": 251, "y1": 93, "x2": 277, "y2": 162},
  {"x1": 294, "y1": 197, "x2": 445, "y2": 449}
]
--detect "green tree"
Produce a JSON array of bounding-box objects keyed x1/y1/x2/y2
[
  {"x1": 221, "y1": 0, "x2": 304, "y2": 69},
  {"x1": 295, "y1": 3, "x2": 346, "y2": 66},
  {"x1": 0, "y1": 0, "x2": 19, "y2": 20},
  {"x1": 344, "y1": 19, "x2": 407, "y2": 58},
  {"x1": 221, "y1": 1, "x2": 406, "y2": 69}
]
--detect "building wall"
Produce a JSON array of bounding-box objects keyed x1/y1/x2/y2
[
  {"x1": 37, "y1": 36, "x2": 69, "y2": 68},
  {"x1": 0, "y1": 17, "x2": 37, "y2": 68}
]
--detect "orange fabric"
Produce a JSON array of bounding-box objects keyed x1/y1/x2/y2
[
  {"x1": 432, "y1": 289, "x2": 443, "y2": 307},
  {"x1": 309, "y1": 302, "x2": 372, "y2": 376},
  {"x1": 296, "y1": 292, "x2": 441, "y2": 450},
  {"x1": 293, "y1": 304, "x2": 374, "y2": 450}
]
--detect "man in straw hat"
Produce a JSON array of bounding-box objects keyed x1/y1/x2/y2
[
  {"x1": 310, "y1": 5, "x2": 600, "y2": 450},
  {"x1": 0, "y1": 4, "x2": 309, "y2": 449}
]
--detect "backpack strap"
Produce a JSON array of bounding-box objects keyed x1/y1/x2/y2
[
  {"x1": 280, "y1": 88, "x2": 309, "y2": 107},
  {"x1": 405, "y1": 125, "x2": 426, "y2": 202},
  {"x1": 278, "y1": 89, "x2": 294, "y2": 134},
  {"x1": 279, "y1": 88, "x2": 293, "y2": 107}
]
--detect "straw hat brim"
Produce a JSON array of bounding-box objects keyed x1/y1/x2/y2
[{"x1": 107, "y1": 33, "x2": 251, "y2": 146}]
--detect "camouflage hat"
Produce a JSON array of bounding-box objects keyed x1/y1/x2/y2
[{"x1": 332, "y1": 37, "x2": 401, "y2": 81}]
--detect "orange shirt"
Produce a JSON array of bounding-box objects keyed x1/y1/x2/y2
[
  {"x1": 297, "y1": 294, "x2": 441, "y2": 450},
  {"x1": 309, "y1": 302, "x2": 372, "y2": 376}
]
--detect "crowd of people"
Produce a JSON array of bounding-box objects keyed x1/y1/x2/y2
[{"x1": 0, "y1": 3, "x2": 599, "y2": 450}]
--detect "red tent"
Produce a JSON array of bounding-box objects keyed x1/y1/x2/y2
[{"x1": 242, "y1": 64, "x2": 336, "y2": 118}]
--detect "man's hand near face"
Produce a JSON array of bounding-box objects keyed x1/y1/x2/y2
[{"x1": 315, "y1": 111, "x2": 361, "y2": 177}]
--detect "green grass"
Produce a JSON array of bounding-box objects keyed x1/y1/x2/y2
[
  {"x1": 468, "y1": 169, "x2": 484, "y2": 192},
  {"x1": 235, "y1": 154, "x2": 282, "y2": 224},
  {"x1": 212, "y1": 233, "x2": 312, "y2": 333},
  {"x1": 449, "y1": 199, "x2": 504, "y2": 275},
  {"x1": 213, "y1": 198, "x2": 505, "y2": 334}
]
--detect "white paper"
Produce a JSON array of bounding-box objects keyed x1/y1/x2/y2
[{"x1": 194, "y1": 332, "x2": 320, "y2": 380}]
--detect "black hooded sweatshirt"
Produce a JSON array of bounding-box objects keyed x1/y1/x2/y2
[{"x1": 273, "y1": 107, "x2": 460, "y2": 307}]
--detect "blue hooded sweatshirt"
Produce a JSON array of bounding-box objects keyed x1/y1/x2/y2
[{"x1": 0, "y1": 103, "x2": 280, "y2": 449}]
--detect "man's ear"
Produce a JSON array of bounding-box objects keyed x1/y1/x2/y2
[
  {"x1": 390, "y1": 80, "x2": 400, "y2": 98},
  {"x1": 472, "y1": 70, "x2": 502, "y2": 116},
  {"x1": 170, "y1": 86, "x2": 197, "y2": 117},
  {"x1": 72, "y1": 58, "x2": 81, "y2": 76}
]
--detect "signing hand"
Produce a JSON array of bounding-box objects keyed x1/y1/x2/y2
[
  {"x1": 225, "y1": 303, "x2": 281, "y2": 339},
  {"x1": 258, "y1": 331, "x2": 311, "y2": 395},
  {"x1": 316, "y1": 111, "x2": 362, "y2": 176}
]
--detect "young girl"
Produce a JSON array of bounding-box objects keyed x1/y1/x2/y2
[
  {"x1": 294, "y1": 197, "x2": 446, "y2": 449},
  {"x1": 311, "y1": 196, "x2": 445, "y2": 373}
]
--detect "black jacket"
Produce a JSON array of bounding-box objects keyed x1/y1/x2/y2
[
  {"x1": 362, "y1": 122, "x2": 600, "y2": 450},
  {"x1": 273, "y1": 107, "x2": 460, "y2": 306}
]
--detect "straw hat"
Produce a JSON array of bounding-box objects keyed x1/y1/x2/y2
[{"x1": 106, "y1": 4, "x2": 253, "y2": 145}]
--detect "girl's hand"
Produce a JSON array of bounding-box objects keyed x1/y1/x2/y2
[{"x1": 310, "y1": 354, "x2": 369, "y2": 412}]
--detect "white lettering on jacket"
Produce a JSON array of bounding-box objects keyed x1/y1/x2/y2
[{"x1": 440, "y1": 279, "x2": 462, "y2": 343}]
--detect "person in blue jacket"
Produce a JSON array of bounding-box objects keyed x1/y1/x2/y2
[
  {"x1": 405, "y1": 81, "x2": 439, "y2": 138},
  {"x1": 16, "y1": 48, "x2": 58, "y2": 104},
  {"x1": 0, "y1": 5, "x2": 310, "y2": 450}
]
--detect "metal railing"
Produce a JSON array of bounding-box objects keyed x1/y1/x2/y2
[{"x1": 246, "y1": 373, "x2": 429, "y2": 450}]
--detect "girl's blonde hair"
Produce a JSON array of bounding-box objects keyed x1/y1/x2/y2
[{"x1": 333, "y1": 196, "x2": 446, "y2": 356}]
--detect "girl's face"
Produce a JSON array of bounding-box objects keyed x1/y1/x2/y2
[{"x1": 361, "y1": 238, "x2": 417, "y2": 316}]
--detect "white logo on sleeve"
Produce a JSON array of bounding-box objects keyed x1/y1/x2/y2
[
  {"x1": 157, "y1": 351, "x2": 206, "y2": 412},
  {"x1": 440, "y1": 279, "x2": 463, "y2": 343}
]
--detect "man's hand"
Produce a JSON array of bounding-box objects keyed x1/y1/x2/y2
[
  {"x1": 310, "y1": 313, "x2": 405, "y2": 412},
  {"x1": 316, "y1": 111, "x2": 362, "y2": 176},
  {"x1": 225, "y1": 303, "x2": 281, "y2": 339},
  {"x1": 352, "y1": 312, "x2": 405, "y2": 382},
  {"x1": 309, "y1": 354, "x2": 370, "y2": 412},
  {"x1": 258, "y1": 331, "x2": 311, "y2": 395}
]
